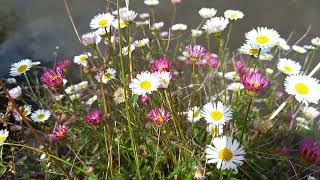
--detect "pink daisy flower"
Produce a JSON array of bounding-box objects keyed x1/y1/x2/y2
[
  {"x1": 151, "y1": 58, "x2": 172, "y2": 72},
  {"x1": 185, "y1": 44, "x2": 206, "y2": 63},
  {"x1": 147, "y1": 108, "x2": 170, "y2": 126},
  {"x1": 85, "y1": 109, "x2": 103, "y2": 126},
  {"x1": 240, "y1": 71, "x2": 268, "y2": 93},
  {"x1": 49, "y1": 124, "x2": 68, "y2": 141},
  {"x1": 40, "y1": 67, "x2": 64, "y2": 88}
]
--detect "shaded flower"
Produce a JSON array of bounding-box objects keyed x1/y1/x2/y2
[
  {"x1": 49, "y1": 124, "x2": 68, "y2": 141},
  {"x1": 8, "y1": 86, "x2": 22, "y2": 99},
  {"x1": 56, "y1": 59, "x2": 71, "y2": 71},
  {"x1": 171, "y1": 23, "x2": 187, "y2": 31},
  {"x1": 113, "y1": 87, "x2": 126, "y2": 105},
  {"x1": 85, "y1": 109, "x2": 103, "y2": 126},
  {"x1": 203, "y1": 53, "x2": 219, "y2": 68},
  {"x1": 41, "y1": 67, "x2": 64, "y2": 88},
  {"x1": 0, "y1": 129, "x2": 9, "y2": 145},
  {"x1": 185, "y1": 44, "x2": 206, "y2": 63},
  {"x1": 241, "y1": 71, "x2": 269, "y2": 93},
  {"x1": 299, "y1": 138, "x2": 320, "y2": 165},
  {"x1": 81, "y1": 32, "x2": 101, "y2": 47},
  {"x1": 151, "y1": 58, "x2": 172, "y2": 72},
  {"x1": 147, "y1": 108, "x2": 170, "y2": 126},
  {"x1": 139, "y1": 94, "x2": 150, "y2": 105}
]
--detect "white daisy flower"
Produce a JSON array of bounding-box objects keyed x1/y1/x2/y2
[
  {"x1": 266, "y1": 68, "x2": 274, "y2": 75},
  {"x1": 206, "y1": 124, "x2": 223, "y2": 136},
  {"x1": 86, "y1": 95, "x2": 98, "y2": 106},
  {"x1": 245, "y1": 27, "x2": 280, "y2": 48},
  {"x1": 303, "y1": 106, "x2": 320, "y2": 120},
  {"x1": 10, "y1": 59, "x2": 33, "y2": 77},
  {"x1": 191, "y1": 29, "x2": 203, "y2": 38},
  {"x1": 0, "y1": 129, "x2": 9, "y2": 145},
  {"x1": 277, "y1": 58, "x2": 301, "y2": 75},
  {"x1": 201, "y1": 101, "x2": 232, "y2": 126},
  {"x1": 202, "y1": 17, "x2": 229, "y2": 34},
  {"x1": 277, "y1": 38, "x2": 290, "y2": 51},
  {"x1": 292, "y1": 45, "x2": 307, "y2": 54},
  {"x1": 311, "y1": 37, "x2": 320, "y2": 47},
  {"x1": 81, "y1": 32, "x2": 101, "y2": 47},
  {"x1": 225, "y1": 71, "x2": 239, "y2": 80},
  {"x1": 6, "y1": 78, "x2": 16, "y2": 84},
  {"x1": 73, "y1": 53, "x2": 91, "y2": 66},
  {"x1": 224, "y1": 10, "x2": 244, "y2": 20},
  {"x1": 129, "y1": 71, "x2": 160, "y2": 95},
  {"x1": 144, "y1": 0, "x2": 159, "y2": 6},
  {"x1": 76, "y1": 81, "x2": 89, "y2": 90},
  {"x1": 65, "y1": 85, "x2": 78, "y2": 95},
  {"x1": 134, "y1": 38, "x2": 149, "y2": 48},
  {"x1": 96, "y1": 68, "x2": 116, "y2": 84},
  {"x1": 259, "y1": 54, "x2": 274, "y2": 61},
  {"x1": 8, "y1": 86, "x2": 22, "y2": 99},
  {"x1": 122, "y1": 45, "x2": 136, "y2": 56},
  {"x1": 227, "y1": 83, "x2": 244, "y2": 91},
  {"x1": 171, "y1": 23, "x2": 188, "y2": 31},
  {"x1": 198, "y1": 8, "x2": 217, "y2": 19},
  {"x1": 90, "y1": 13, "x2": 115, "y2": 29},
  {"x1": 205, "y1": 136, "x2": 245, "y2": 172},
  {"x1": 96, "y1": 27, "x2": 110, "y2": 37},
  {"x1": 303, "y1": 45, "x2": 316, "y2": 51},
  {"x1": 239, "y1": 42, "x2": 269, "y2": 57},
  {"x1": 31, "y1": 109, "x2": 51, "y2": 123},
  {"x1": 111, "y1": 19, "x2": 128, "y2": 29},
  {"x1": 120, "y1": 9, "x2": 138, "y2": 22},
  {"x1": 139, "y1": 13, "x2": 150, "y2": 19},
  {"x1": 151, "y1": 22, "x2": 164, "y2": 30},
  {"x1": 284, "y1": 74, "x2": 320, "y2": 105},
  {"x1": 187, "y1": 106, "x2": 201, "y2": 122},
  {"x1": 157, "y1": 71, "x2": 172, "y2": 89}
]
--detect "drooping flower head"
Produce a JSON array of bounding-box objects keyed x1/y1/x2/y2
[
  {"x1": 8, "y1": 86, "x2": 22, "y2": 99},
  {"x1": 147, "y1": 108, "x2": 171, "y2": 126},
  {"x1": 205, "y1": 136, "x2": 245, "y2": 172},
  {"x1": 49, "y1": 124, "x2": 68, "y2": 141},
  {"x1": 85, "y1": 109, "x2": 103, "y2": 126},
  {"x1": 240, "y1": 71, "x2": 269, "y2": 94},
  {"x1": 56, "y1": 59, "x2": 71, "y2": 71},
  {"x1": 81, "y1": 32, "x2": 101, "y2": 47},
  {"x1": 202, "y1": 17, "x2": 229, "y2": 34},
  {"x1": 0, "y1": 129, "x2": 9, "y2": 145},
  {"x1": 185, "y1": 45, "x2": 206, "y2": 63},
  {"x1": 41, "y1": 67, "x2": 64, "y2": 88},
  {"x1": 151, "y1": 58, "x2": 172, "y2": 72}
]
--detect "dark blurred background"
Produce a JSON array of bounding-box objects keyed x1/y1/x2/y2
[{"x1": 0, "y1": 0, "x2": 319, "y2": 76}]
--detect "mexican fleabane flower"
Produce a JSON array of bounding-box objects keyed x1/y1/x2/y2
[
  {"x1": 151, "y1": 58, "x2": 172, "y2": 72},
  {"x1": 40, "y1": 67, "x2": 64, "y2": 88},
  {"x1": 144, "y1": 0, "x2": 159, "y2": 6},
  {"x1": 292, "y1": 45, "x2": 307, "y2": 54},
  {"x1": 303, "y1": 106, "x2": 320, "y2": 120},
  {"x1": 10, "y1": 59, "x2": 33, "y2": 76},
  {"x1": 187, "y1": 106, "x2": 201, "y2": 122},
  {"x1": 134, "y1": 38, "x2": 149, "y2": 48},
  {"x1": 202, "y1": 17, "x2": 229, "y2": 34},
  {"x1": 206, "y1": 124, "x2": 223, "y2": 137},
  {"x1": 239, "y1": 42, "x2": 269, "y2": 57},
  {"x1": 277, "y1": 38, "x2": 290, "y2": 51},
  {"x1": 13, "y1": 105, "x2": 32, "y2": 121},
  {"x1": 224, "y1": 10, "x2": 244, "y2": 20},
  {"x1": 185, "y1": 44, "x2": 206, "y2": 63},
  {"x1": 277, "y1": 58, "x2": 301, "y2": 75},
  {"x1": 76, "y1": 81, "x2": 89, "y2": 91},
  {"x1": 240, "y1": 71, "x2": 269, "y2": 94},
  {"x1": 311, "y1": 37, "x2": 320, "y2": 47},
  {"x1": 205, "y1": 136, "x2": 245, "y2": 172},
  {"x1": 171, "y1": 23, "x2": 188, "y2": 31},
  {"x1": 122, "y1": 45, "x2": 136, "y2": 56},
  {"x1": 201, "y1": 101, "x2": 232, "y2": 126},
  {"x1": 6, "y1": 78, "x2": 16, "y2": 84},
  {"x1": 8, "y1": 86, "x2": 22, "y2": 99},
  {"x1": 95, "y1": 68, "x2": 116, "y2": 84},
  {"x1": 139, "y1": 13, "x2": 150, "y2": 19},
  {"x1": 31, "y1": 109, "x2": 51, "y2": 123},
  {"x1": 49, "y1": 124, "x2": 68, "y2": 141},
  {"x1": 245, "y1": 27, "x2": 280, "y2": 48},
  {"x1": 129, "y1": 71, "x2": 160, "y2": 95},
  {"x1": 120, "y1": 9, "x2": 138, "y2": 23},
  {"x1": 73, "y1": 53, "x2": 91, "y2": 66},
  {"x1": 191, "y1": 29, "x2": 203, "y2": 38},
  {"x1": 151, "y1": 22, "x2": 164, "y2": 30},
  {"x1": 198, "y1": 8, "x2": 217, "y2": 19},
  {"x1": 81, "y1": 32, "x2": 101, "y2": 47},
  {"x1": 0, "y1": 129, "x2": 9, "y2": 145},
  {"x1": 227, "y1": 82, "x2": 244, "y2": 91},
  {"x1": 157, "y1": 71, "x2": 172, "y2": 89},
  {"x1": 86, "y1": 95, "x2": 98, "y2": 106},
  {"x1": 147, "y1": 108, "x2": 171, "y2": 126},
  {"x1": 111, "y1": 19, "x2": 127, "y2": 29},
  {"x1": 90, "y1": 13, "x2": 115, "y2": 29},
  {"x1": 284, "y1": 74, "x2": 320, "y2": 105},
  {"x1": 85, "y1": 109, "x2": 103, "y2": 126}
]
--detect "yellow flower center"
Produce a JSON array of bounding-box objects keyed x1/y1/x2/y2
[
  {"x1": 103, "y1": 73, "x2": 112, "y2": 80},
  {"x1": 250, "y1": 82, "x2": 261, "y2": 88},
  {"x1": 79, "y1": 55, "x2": 88, "y2": 62},
  {"x1": 295, "y1": 83, "x2": 309, "y2": 95},
  {"x1": 0, "y1": 136, "x2": 7, "y2": 143},
  {"x1": 140, "y1": 80, "x2": 152, "y2": 90},
  {"x1": 57, "y1": 131, "x2": 64, "y2": 137},
  {"x1": 162, "y1": 79, "x2": 168, "y2": 86},
  {"x1": 218, "y1": 148, "x2": 233, "y2": 161},
  {"x1": 256, "y1": 35, "x2": 270, "y2": 44},
  {"x1": 37, "y1": 114, "x2": 46, "y2": 120},
  {"x1": 210, "y1": 111, "x2": 223, "y2": 121},
  {"x1": 155, "y1": 115, "x2": 164, "y2": 122},
  {"x1": 283, "y1": 66, "x2": 292, "y2": 73},
  {"x1": 17, "y1": 65, "x2": 28, "y2": 73},
  {"x1": 249, "y1": 48, "x2": 259, "y2": 55},
  {"x1": 98, "y1": 19, "x2": 109, "y2": 27},
  {"x1": 193, "y1": 111, "x2": 199, "y2": 118},
  {"x1": 120, "y1": 21, "x2": 127, "y2": 28},
  {"x1": 210, "y1": 126, "x2": 219, "y2": 136},
  {"x1": 51, "y1": 75, "x2": 61, "y2": 81},
  {"x1": 230, "y1": 13, "x2": 237, "y2": 19}
]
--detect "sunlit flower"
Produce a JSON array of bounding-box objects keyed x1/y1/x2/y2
[
  {"x1": 202, "y1": 17, "x2": 229, "y2": 34},
  {"x1": 187, "y1": 106, "x2": 201, "y2": 122},
  {"x1": 311, "y1": 37, "x2": 320, "y2": 47},
  {"x1": 95, "y1": 68, "x2": 116, "y2": 84},
  {"x1": 191, "y1": 29, "x2": 203, "y2": 38},
  {"x1": 139, "y1": 13, "x2": 150, "y2": 19},
  {"x1": 185, "y1": 44, "x2": 206, "y2": 62},
  {"x1": 224, "y1": 10, "x2": 244, "y2": 20},
  {"x1": 171, "y1": 23, "x2": 188, "y2": 31},
  {"x1": 6, "y1": 78, "x2": 16, "y2": 84},
  {"x1": 129, "y1": 71, "x2": 160, "y2": 95},
  {"x1": 151, "y1": 22, "x2": 164, "y2": 30},
  {"x1": 239, "y1": 42, "x2": 269, "y2": 57},
  {"x1": 8, "y1": 86, "x2": 22, "y2": 99},
  {"x1": 157, "y1": 71, "x2": 172, "y2": 88},
  {"x1": 73, "y1": 53, "x2": 91, "y2": 66},
  {"x1": 201, "y1": 101, "x2": 232, "y2": 126},
  {"x1": 81, "y1": 32, "x2": 101, "y2": 47},
  {"x1": 113, "y1": 87, "x2": 126, "y2": 105},
  {"x1": 147, "y1": 108, "x2": 171, "y2": 126},
  {"x1": 277, "y1": 38, "x2": 290, "y2": 51},
  {"x1": 292, "y1": 45, "x2": 307, "y2": 54},
  {"x1": 86, "y1": 95, "x2": 98, "y2": 106},
  {"x1": 134, "y1": 38, "x2": 149, "y2": 48},
  {"x1": 144, "y1": 0, "x2": 159, "y2": 6},
  {"x1": 227, "y1": 82, "x2": 244, "y2": 91},
  {"x1": 0, "y1": 129, "x2": 9, "y2": 145},
  {"x1": 303, "y1": 45, "x2": 316, "y2": 51},
  {"x1": 111, "y1": 19, "x2": 127, "y2": 29},
  {"x1": 90, "y1": 13, "x2": 115, "y2": 29},
  {"x1": 122, "y1": 45, "x2": 136, "y2": 55},
  {"x1": 277, "y1": 58, "x2": 301, "y2": 75},
  {"x1": 206, "y1": 124, "x2": 223, "y2": 136},
  {"x1": 31, "y1": 109, "x2": 51, "y2": 123},
  {"x1": 151, "y1": 58, "x2": 172, "y2": 72},
  {"x1": 284, "y1": 74, "x2": 320, "y2": 105},
  {"x1": 49, "y1": 124, "x2": 68, "y2": 141},
  {"x1": 41, "y1": 67, "x2": 64, "y2": 88},
  {"x1": 245, "y1": 27, "x2": 280, "y2": 48},
  {"x1": 206, "y1": 136, "x2": 245, "y2": 172},
  {"x1": 120, "y1": 9, "x2": 138, "y2": 23},
  {"x1": 198, "y1": 8, "x2": 217, "y2": 19},
  {"x1": 65, "y1": 85, "x2": 78, "y2": 95},
  {"x1": 241, "y1": 71, "x2": 269, "y2": 93},
  {"x1": 10, "y1": 59, "x2": 33, "y2": 76},
  {"x1": 85, "y1": 109, "x2": 103, "y2": 126},
  {"x1": 303, "y1": 106, "x2": 320, "y2": 120}
]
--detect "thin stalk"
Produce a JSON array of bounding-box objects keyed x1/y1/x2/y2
[{"x1": 151, "y1": 128, "x2": 161, "y2": 178}]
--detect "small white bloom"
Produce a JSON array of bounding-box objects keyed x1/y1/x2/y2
[
  {"x1": 266, "y1": 68, "x2": 274, "y2": 75},
  {"x1": 8, "y1": 86, "x2": 22, "y2": 99},
  {"x1": 227, "y1": 83, "x2": 244, "y2": 91},
  {"x1": 277, "y1": 38, "x2": 290, "y2": 51},
  {"x1": 86, "y1": 95, "x2": 98, "y2": 106},
  {"x1": 129, "y1": 71, "x2": 160, "y2": 95},
  {"x1": 6, "y1": 78, "x2": 16, "y2": 84},
  {"x1": 120, "y1": 9, "x2": 138, "y2": 22},
  {"x1": 198, "y1": 8, "x2": 217, "y2": 19},
  {"x1": 303, "y1": 45, "x2": 316, "y2": 51},
  {"x1": 259, "y1": 54, "x2": 274, "y2": 61},
  {"x1": 187, "y1": 106, "x2": 201, "y2": 122},
  {"x1": 296, "y1": 117, "x2": 310, "y2": 130},
  {"x1": 303, "y1": 106, "x2": 320, "y2": 120},
  {"x1": 277, "y1": 58, "x2": 301, "y2": 75},
  {"x1": 202, "y1": 17, "x2": 229, "y2": 34},
  {"x1": 136, "y1": 20, "x2": 150, "y2": 26},
  {"x1": 0, "y1": 129, "x2": 9, "y2": 145},
  {"x1": 76, "y1": 81, "x2": 89, "y2": 90},
  {"x1": 191, "y1": 29, "x2": 203, "y2": 38},
  {"x1": 224, "y1": 10, "x2": 244, "y2": 20},
  {"x1": 225, "y1": 71, "x2": 239, "y2": 80},
  {"x1": 139, "y1": 13, "x2": 150, "y2": 19},
  {"x1": 171, "y1": 23, "x2": 188, "y2": 31},
  {"x1": 245, "y1": 27, "x2": 280, "y2": 48},
  {"x1": 144, "y1": 0, "x2": 159, "y2": 6},
  {"x1": 157, "y1": 71, "x2": 172, "y2": 89},
  {"x1": 151, "y1": 22, "x2": 164, "y2": 30},
  {"x1": 134, "y1": 38, "x2": 149, "y2": 48},
  {"x1": 311, "y1": 37, "x2": 320, "y2": 47},
  {"x1": 65, "y1": 85, "x2": 78, "y2": 95},
  {"x1": 292, "y1": 45, "x2": 307, "y2": 54},
  {"x1": 111, "y1": 19, "x2": 128, "y2": 29},
  {"x1": 73, "y1": 53, "x2": 91, "y2": 66},
  {"x1": 90, "y1": 13, "x2": 115, "y2": 29},
  {"x1": 70, "y1": 94, "x2": 81, "y2": 101},
  {"x1": 206, "y1": 124, "x2": 223, "y2": 136},
  {"x1": 10, "y1": 59, "x2": 33, "y2": 77},
  {"x1": 122, "y1": 45, "x2": 136, "y2": 56},
  {"x1": 81, "y1": 32, "x2": 101, "y2": 47},
  {"x1": 96, "y1": 68, "x2": 116, "y2": 84},
  {"x1": 201, "y1": 101, "x2": 232, "y2": 126},
  {"x1": 31, "y1": 109, "x2": 51, "y2": 123},
  {"x1": 239, "y1": 42, "x2": 269, "y2": 57}
]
